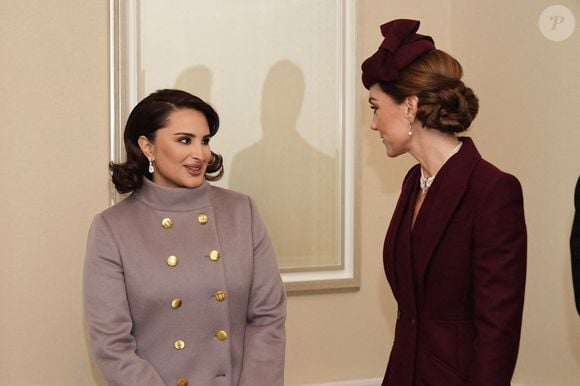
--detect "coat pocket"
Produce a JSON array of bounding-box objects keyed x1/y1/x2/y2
[
  {"x1": 419, "y1": 349, "x2": 467, "y2": 386},
  {"x1": 420, "y1": 320, "x2": 474, "y2": 380}
]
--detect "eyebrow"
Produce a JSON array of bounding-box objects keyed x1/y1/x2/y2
[
  {"x1": 173, "y1": 132, "x2": 211, "y2": 138},
  {"x1": 368, "y1": 97, "x2": 377, "y2": 103}
]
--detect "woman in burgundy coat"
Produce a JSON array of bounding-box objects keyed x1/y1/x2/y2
[{"x1": 361, "y1": 20, "x2": 527, "y2": 386}]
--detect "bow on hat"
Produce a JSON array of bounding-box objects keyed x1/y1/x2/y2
[{"x1": 361, "y1": 19, "x2": 435, "y2": 89}]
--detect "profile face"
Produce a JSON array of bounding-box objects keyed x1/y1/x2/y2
[
  {"x1": 140, "y1": 108, "x2": 212, "y2": 189},
  {"x1": 368, "y1": 84, "x2": 411, "y2": 157}
]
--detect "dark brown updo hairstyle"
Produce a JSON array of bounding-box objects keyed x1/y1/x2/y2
[
  {"x1": 379, "y1": 49, "x2": 479, "y2": 133},
  {"x1": 110, "y1": 89, "x2": 224, "y2": 194}
]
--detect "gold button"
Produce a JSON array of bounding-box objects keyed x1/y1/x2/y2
[
  {"x1": 215, "y1": 330, "x2": 228, "y2": 341},
  {"x1": 171, "y1": 298, "x2": 182, "y2": 309},
  {"x1": 214, "y1": 291, "x2": 227, "y2": 302},
  {"x1": 174, "y1": 340, "x2": 185, "y2": 350},
  {"x1": 161, "y1": 217, "x2": 173, "y2": 229},
  {"x1": 209, "y1": 250, "x2": 220, "y2": 261},
  {"x1": 177, "y1": 378, "x2": 188, "y2": 386},
  {"x1": 197, "y1": 213, "x2": 208, "y2": 224},
  {"x1": 167, "y1": 255, "x2": 178, "y2": 267}
]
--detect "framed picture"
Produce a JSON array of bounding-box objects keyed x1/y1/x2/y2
[{"x1": 110, "y1": 0, "x2": 357, "y2": 293}]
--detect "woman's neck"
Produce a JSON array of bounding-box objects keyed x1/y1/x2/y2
[{"x1": 409, "y1": 129, "x2": 461, "y2": 177}]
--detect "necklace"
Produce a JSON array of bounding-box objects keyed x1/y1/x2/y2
[{"x1": 419, "y1": 141, "x2": 463, "y2": 194}]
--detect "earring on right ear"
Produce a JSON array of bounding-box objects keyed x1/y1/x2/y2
[
  {"x1": 407, "y1": 120, "x2": 413, "y2": 136},
  {"x1": 148, "y1": 158, "x2": 155, "y2": 174}
]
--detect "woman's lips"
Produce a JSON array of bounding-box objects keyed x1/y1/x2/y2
[{"x1": 185, "y1": 164, "x2": 202, "y2": 176}]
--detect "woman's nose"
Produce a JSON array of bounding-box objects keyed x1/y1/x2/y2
[{"x1": 190, "y1": 143, "x2": 204, "y2": 159}]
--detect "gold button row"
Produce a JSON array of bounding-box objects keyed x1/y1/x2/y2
[
  {"x1": 161, "y1": 213, "x2": 209, "y2": 229},
  {"x1": 167, "y1": 250, "x2": 220, "y2": 267},
  {"x1": 170, "y1": 291, "x2": 225, "y2": 309},
  {"x1": 173, "y1": 331, "x2": 227, "y2": 351}
]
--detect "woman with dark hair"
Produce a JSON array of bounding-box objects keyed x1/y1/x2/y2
[
  {"x1": 362, "y1": 20, "x2": 526, "y2": 386},
  {"x1": 83, "y1": 89, "x2": 286, "y2": 386}
]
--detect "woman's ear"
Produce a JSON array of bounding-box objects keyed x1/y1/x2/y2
[
  {"x1": 405, "y1": 95, "x2": 419, "y2": 120},
  {"x1": 138, "y1": 135, "x2": 154, "y2": 160}
]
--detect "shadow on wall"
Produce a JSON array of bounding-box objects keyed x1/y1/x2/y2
[
  {"x1": 228, "y1": 60, "x2": 339, "y2": 271},
  {"x1": 174, "y1": 65, "x2": 213, "y2": 103}
]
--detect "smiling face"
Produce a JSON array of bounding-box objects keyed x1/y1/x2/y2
[
  {"x1": 138, "y1": 108, "x2": 211, "y2": 189},
  {"x1": 368, "y1": 84, "x2": 415, "y2": 157}
]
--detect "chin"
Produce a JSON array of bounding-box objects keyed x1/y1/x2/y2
[
  {"x1": 182, "y1": 179, "x2": 205, "y2": 188},
  {"x1": 385, "y1": 148, "x2": 404, "y2": 158},
  {"x1": 384, "y1": 146, "x2": 397, "y2": 157}
]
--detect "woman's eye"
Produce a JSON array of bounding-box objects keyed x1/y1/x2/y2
[
  {"x1": 202, "y1": 138, "x2": 210, "y2": 145},
  {"x1": 178, "y1": 137, "x2": 192, "y2": 144},
  {"x1": 370, "y1": 106, "x2": 378, "y2": 114}
]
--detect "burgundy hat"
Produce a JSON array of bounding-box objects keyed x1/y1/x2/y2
[{"x1": 361, "y1": 19, "x2": 435, "y2": 89}]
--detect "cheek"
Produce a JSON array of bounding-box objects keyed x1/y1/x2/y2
[
  {"x1": 159, "y1": 146, "x2": 180, "y2": 163},
  {"x1": 376, "y1": 115, "x2": 391, "y2": 134},
  {"x1": 152, "y1": 146, "x2": 166, "y2": 162},
  {"x1": 204, "y1": 146, "x2": 212, "y2": 158}
]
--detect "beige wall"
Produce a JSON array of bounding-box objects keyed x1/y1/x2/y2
[
  {"x1": 0, "y1": 1, "x2": 579, "y2": 385},
  {"x1": 0, "y1": 0, "x2": 110, "y2": 385},
  {"x1": 449, "y1": 2, "x2": 580, "y2": 384}
]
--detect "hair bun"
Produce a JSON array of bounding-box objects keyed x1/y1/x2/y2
[{"x1": 416, "y1": 77, "x2": 479, "y2": 133}]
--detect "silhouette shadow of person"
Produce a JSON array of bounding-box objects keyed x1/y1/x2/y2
[
  {"x1": 229, "y1": 60, "x2": 339, "y2": 270},
  {"x1": 174, "y1": 65, "x2": 213, "y2": 103}
]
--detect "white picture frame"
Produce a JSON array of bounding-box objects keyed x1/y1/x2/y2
[{"x1": 109, "y1": 0, "x2": 357, "y2": 293}]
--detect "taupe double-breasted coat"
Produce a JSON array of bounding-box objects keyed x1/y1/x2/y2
[{"x1": 83, "y1": 178, "x2": 286, "y2": 386}]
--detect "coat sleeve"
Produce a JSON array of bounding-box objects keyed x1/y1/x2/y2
[
  {"x1": 571, "y1": 176, "x2": 580, "y2": 314},
  {"x1": 238, "y1": 197, "x2": 287, "y2": 386},
  {"x1": 83, "y1": 214, "x2": 166, "y2": 386},
  {"x1": 468, "y1": 173, "x2": 527, "y2": 386}
]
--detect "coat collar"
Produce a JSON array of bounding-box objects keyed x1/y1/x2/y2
[
  {"x1": 384, "y1": 137, "x2": 482, "y2": 299},
  {"x1": 411, "y1": 137, "x2": 481, "y2": 291},
  {"x1": 133, "y1": 178, "x2": 212, "y2": 211},
  {"x1": 383, "y1": 163, "x2": 417, "y2": 296}
]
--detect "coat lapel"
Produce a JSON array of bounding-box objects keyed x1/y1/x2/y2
[
  {"x1": 413, "y1": 137, "x2": 481, "y2": 302},
  {"x1": 383, "y1": 165, "x2": 420, "y2": 298}
]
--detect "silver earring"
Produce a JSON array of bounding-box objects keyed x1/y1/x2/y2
[
  {"x1": 148, "y1": 158, "x2": 154, "y2": 174},
  {"x1": 408, "y1": 121, "x2": 413, "y2": 136}
]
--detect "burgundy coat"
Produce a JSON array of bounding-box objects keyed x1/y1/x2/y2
[{"x1": 381, "y1": 137, "x2": 526, "y2": 386}]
